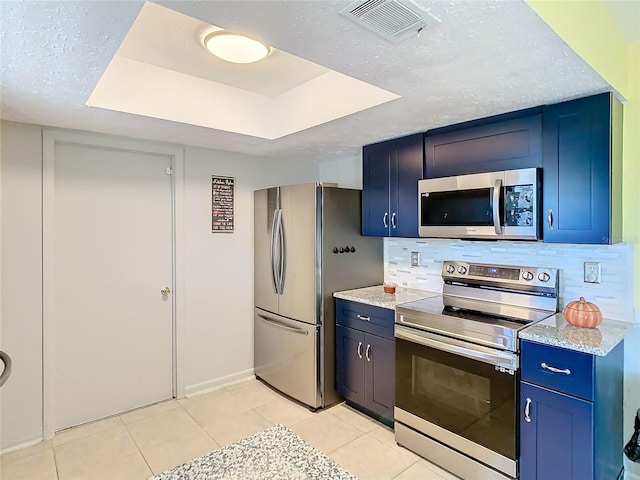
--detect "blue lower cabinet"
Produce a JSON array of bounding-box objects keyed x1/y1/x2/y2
[
  {"x1": 335, "y1": 300, "x2": 394, "y2": 424},
  {"x1": 364, "y1": 333, "x2": 394, "y2": 420},
  {"x1": 519, "y1": 340, "x2": 624, "y2": 480},
  {"x1": 336, "y1": 325, "x2": 365, "y2": 405},
  {"x1": 520, "y1": 382, "x2": 593, "y2": 480}
]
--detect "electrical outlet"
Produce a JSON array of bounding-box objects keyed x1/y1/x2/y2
[
  {"x1": 411, "y1": 251, "x2": 420, "y2": 267},
  {"x1": 584, "y1": 262, "x2": 601, "y2": 284}
]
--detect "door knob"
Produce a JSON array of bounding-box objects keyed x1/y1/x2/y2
[{"x1": 161, "y1": 287, "x2": 171, "y2": 295}]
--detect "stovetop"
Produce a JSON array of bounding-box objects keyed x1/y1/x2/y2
[{"x1": 395, "y1": 295, "x2": 554, "y2": 352}]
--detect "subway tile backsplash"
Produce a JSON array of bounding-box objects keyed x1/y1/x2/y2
[{"x1": 385, "y1": 238, "x2": 636, "y2": 322}]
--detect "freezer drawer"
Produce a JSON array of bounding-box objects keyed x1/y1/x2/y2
[{"x1": 254, "y1": 308, "x2": 320, "y2": 408}]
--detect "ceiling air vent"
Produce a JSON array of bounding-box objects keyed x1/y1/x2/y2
[{"x1": 339, "y1": 0, "x2": 440, "y2": 43}]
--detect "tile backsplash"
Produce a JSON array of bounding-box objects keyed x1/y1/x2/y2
[{"x1": 385, "y1": 238, "x2": 636, "y2": 322}]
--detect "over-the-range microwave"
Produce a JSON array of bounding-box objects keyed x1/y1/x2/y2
[{"x1": 418, "y1": 167, "x2": 541, "y2": 240}]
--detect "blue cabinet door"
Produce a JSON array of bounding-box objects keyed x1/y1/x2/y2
[
  {"x1": 362, "y1": 147, "x2": 390, "y2": 236},
  {"x1": 364, "y1": 334, "x2": 394, "y2": 421},
  {"x1": 390, "y1": 134, "x2": 423, "y2": 237},
  {"x1": 520, "y1": 382, "x2": 593, "y2": 480},
  {"x1": 335, "y1": 325, "x2": 365, "y2": 405},
  {"x1": 424, "y1": 110, "x2": 542, "y2": 178},
  {"x1": 542, "y1": 93, "x2": 621, "y2": 244},
  {"x1": 362, "y1": 133, "x2": 423, "y2": 237}
]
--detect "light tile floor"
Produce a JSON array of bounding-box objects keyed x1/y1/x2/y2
[{"x1": 1, "y1": 379, "x2": 461, "y2": 480}]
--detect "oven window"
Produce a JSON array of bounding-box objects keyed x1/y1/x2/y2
[
  {"x1": 396, "y1": 337, "x2": 516, "y2": 460},
  {"x1": 421, "y1": 189, "x2": 493, "y2": 226}
]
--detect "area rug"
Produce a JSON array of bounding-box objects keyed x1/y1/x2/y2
[{"x1": 150, "y1": 424, "x2": 357, "y2": 480}]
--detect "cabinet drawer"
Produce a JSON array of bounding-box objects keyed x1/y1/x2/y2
[
  {"x1": 335, "y1": 299, "x2": 394, "y2": 338},
  {"x1": 521, "y1": 341, "x2": 594, "y2": 401}
]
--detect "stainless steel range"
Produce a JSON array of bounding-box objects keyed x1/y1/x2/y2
[{"x1": 394, "y1": 261, "x2": 559, "y2": 480}]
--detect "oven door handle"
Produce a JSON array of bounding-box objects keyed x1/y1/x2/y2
[{"x1": 395, "y1": 325, "x2": 518, "y2": 370}]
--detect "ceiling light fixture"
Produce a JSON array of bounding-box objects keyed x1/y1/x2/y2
[{"x1": 204, "y1": 31, "x2": 270, "y2": 64}]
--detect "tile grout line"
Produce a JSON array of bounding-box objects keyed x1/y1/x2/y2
[
  {"x1": 178, "y1": 399, "x2": 223, "y2": 447},
  {"x1": 119, "y1": 412, "x2": 163, "y2": 477}
]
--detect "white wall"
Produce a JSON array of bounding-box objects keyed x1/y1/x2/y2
[
  {"x1": 317, "y1": 155, "x2": 361, "y2": 189},
  {"x1": 181, "y1": 146, "x2": 316, "y2": 393},
  {"x1": 0, "y1": 122, "x2": 44, "y2": 448},
  {"x1": 0, "y1": 121, "x2": 318, "y2": 450}
]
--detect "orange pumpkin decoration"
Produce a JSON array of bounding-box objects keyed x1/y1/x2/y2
[{"x1": 563, "y1": 297, "x2": 603, "y2": 328}]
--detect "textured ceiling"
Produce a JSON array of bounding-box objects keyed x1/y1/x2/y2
[
  {"x1": 0, "y1": 1, "x2": 614, "y2": 163},
  {"x1": 87, "y1": 2, "x2": 400, "y2": 139}
]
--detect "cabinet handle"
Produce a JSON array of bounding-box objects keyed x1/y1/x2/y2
[
  {"x1": 357, "y1": 341, "x2": 363, "y2": 359},
  {"x1": 383, "y1": 212, "x2": 388, "y2": 228},
  {"x1": 365, "y1": 344, "x2": 371, "y2": 362},
  {"x1": 356, "y1": 315, "x2": 370, "y2": 322},
  {"x1": 547, "y1": 209, "x2": 554, "y2": 230},
  {"x1": 540, "y1": 362, "x2": 571, "y2": 375},
  {"x1": 391, "y1": 212, "x2": 397, "y2": 229},
  {"x1": 524, "y1": 397, "x2": 532, "y2": 423}
]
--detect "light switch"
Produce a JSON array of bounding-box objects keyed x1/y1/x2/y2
[{"x1": 584, "y1": 262, "x2": 601, "y2": 284}]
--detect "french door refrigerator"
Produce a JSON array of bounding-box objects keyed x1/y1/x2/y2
[{"x1": 254, "y1": 183, "x2": 382, "y2": 409}]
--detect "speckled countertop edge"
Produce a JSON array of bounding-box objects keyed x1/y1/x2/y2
[
  {"x1": 519, "y1": 313, "x2": 636, "y2": 356},
  {"x1": 333, "y1": 285, "x2": 440, "y2": 310}
]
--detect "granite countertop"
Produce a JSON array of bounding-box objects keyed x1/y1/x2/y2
[
  {"x1": 333, "y1": 285, "x2": 439, "y2": 310},
  {"x1": 519, "y1": 312, "x2": 635, "y2": 356}
]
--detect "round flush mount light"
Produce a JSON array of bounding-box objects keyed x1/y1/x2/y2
[{"x1": 204, "y1": 31, "x2": 270, "y2": 64}]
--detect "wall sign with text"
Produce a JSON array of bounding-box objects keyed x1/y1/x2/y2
[{"x1": 211, "y1": 176, "x2": 234, "y2": 233}]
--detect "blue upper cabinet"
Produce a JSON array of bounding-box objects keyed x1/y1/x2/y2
[
  {"x1": 542, "y1": 92, "x2": 623, "y2": 244},
  {"x1": 424, "y1": 108, "x2": 542, "y2": 178},
  {"x1": 362, "y1": 133, "x2": 423, "y2": 237}
]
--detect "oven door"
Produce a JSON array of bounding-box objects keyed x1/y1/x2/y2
[{"x1": 395, "y1": 325, "x2": 518, "y2": 478}]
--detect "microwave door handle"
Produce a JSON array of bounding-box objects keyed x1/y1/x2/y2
[{"x1": 493, "y1": 179, "x2": 503, "y2": 235}]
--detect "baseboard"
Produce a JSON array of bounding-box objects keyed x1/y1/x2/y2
[
  {"x1": 183, "y1": 368, "x2": 255, "y2": 398},
  {"x1": 0, "y1": 435, "x2": 44, "y2": 455}
]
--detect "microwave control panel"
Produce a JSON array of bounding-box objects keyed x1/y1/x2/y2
[{"x1": 504, "y1": 184, "x2": 534, "y2": 227}]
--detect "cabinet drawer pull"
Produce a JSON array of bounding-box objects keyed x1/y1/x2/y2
[
  {"x1": 547, "y1": 209, "x2": 554, "y2": 230},
  {"x1": 383, "y1": 212, "x2": 388, "y2": 228},
  {"x1": 541, "y1": 362, "x2": 571, "y2": 375},
  {"x1": 357, "y1": 341, "x2": 363, "y2": 359},
  {"x1": 391, "y1": 212, "x2": 397, "y2": 228},
  {"x1": 524, "y1": 397, "x2": 532, "y2": 423},
  {"x1": 365, "y1": 344, "x2": 371, "y2": 362},
  {"x1": 356, "y1": 315, "x2": 370, "y2": 322}
]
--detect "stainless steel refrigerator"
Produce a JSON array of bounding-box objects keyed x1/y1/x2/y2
[{"x1": 254, "y1": 183, "x2": 383, "y2": 409}]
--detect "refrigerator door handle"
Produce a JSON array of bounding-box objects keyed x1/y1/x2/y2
[
  {"x1": 276, "y1": 209, "x2": 286, "y2": 294},
  {"x1": 257, "y1": 314, "x2": 309, "y2": 336},
  {"x1": 270, "y1": 208, "x2": 280, "y2": 294}
]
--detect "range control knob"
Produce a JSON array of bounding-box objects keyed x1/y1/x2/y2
[
  {"x1": 458, "y1": 265, "x2": 467, "y2": 275},
  {"x1": 333, "y1": 247, "x2": 339, "y2": 254},
  {"x1": 445, "y1": 264, "x2": 455, "y2": 274},
  {"x1": 522, "y1": 271, "x2": 534, "y2": 281},
  {"x1": 350, "y1": 246, "x2": 356, "y2": 253},
  {"x1": 538, "y1": 272, "x2": 550, "y2": 282}
]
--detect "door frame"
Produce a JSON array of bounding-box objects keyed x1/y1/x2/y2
[{"x1": 42, "y1": 129, "x2": 185, "y2": 439}]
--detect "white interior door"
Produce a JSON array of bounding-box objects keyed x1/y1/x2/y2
[{"x1": 50, "y1": 140, "x2": 174, "y2": 431}]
